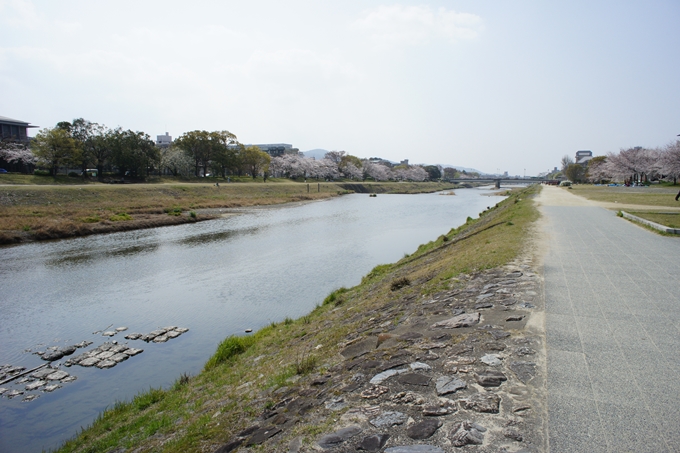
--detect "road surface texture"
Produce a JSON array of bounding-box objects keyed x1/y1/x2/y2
[{"x1": 537, "y1": 186, "x2": 680, "y2": 453}]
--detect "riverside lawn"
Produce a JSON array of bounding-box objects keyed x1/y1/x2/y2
[
  {"x1": 57, "y1": 185, "x2": 539, "y2": 453},
  {"x1": 0, "y1": 179, "x2": 455, "y2": 244}
]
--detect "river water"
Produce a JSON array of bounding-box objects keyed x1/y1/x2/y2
[{"x1": 0, "y1": 187, "x2": 505, "y2": 452}]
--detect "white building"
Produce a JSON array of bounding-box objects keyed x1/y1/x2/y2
[
  {"x1": 248, "y1": 143, "x2": 299, "y2": 157},
  {"x1": 156, "y1": 132, "x2": 172, "y2": 147}
]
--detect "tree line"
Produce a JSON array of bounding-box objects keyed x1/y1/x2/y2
[
  {"x1": 0, "y1": 117, "x2": 469, "y2": 182},
  {"x1": 0, "y1": 119, "x2": 273, "y2": 179},
  {"x1": 559, "y1": 140, "x2": 680, "y2": 185}
]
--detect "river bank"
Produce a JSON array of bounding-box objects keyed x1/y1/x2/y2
[
  {"x1": 0, "y1": 180, "x2": 456, "y2": 245},
  {"x1": 55, "y1": 184, "x2": 543, "y2": 453}
]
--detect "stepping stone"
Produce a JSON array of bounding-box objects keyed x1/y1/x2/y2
[
  {"x1": 96, "y1": 360, "x2": 116, "y2": 369},
  {"x1": 79, "y1": 357, "x2": 100, "y2": 367},
  {"x1": 370, "y1": 411, "x2": 408, "y2": 428},
  {"x1": 6, "y1": 389, "x2": 24, "y2": 398},
  {"x1": 111, "y1": 353, "x2": 128, "y2": 363},
  {"x1": 398, "y1": 373, "x2": 431, "y2": 386},
  {"x1": 431, "y1": 312, "x2": 480, "y2": 329},
  {"x1": 115, "y1": 327, "x2": 128, "y2": 331},
  {"x1": 435, "y1": 376, "x2": 467, "y2": 395},
  {"x1": 317, "y1": 425, "x2": 362, "y2": 449},
  {"x1": 166, "y1": 331, "x2": 181, "y2": 339},
  {"x1": 43, "y1": 384, "x2": 61, "y2": 392},
  {"x1": 407, "y1": 419, "x2": 442, "y2": 439},
  {"x1": 25, "y1": 380, "x2": 46, "y2": 391},
  {"x1": 460, "y1": 393, "x2": 501, "y2": 413},
  {"x1": 102, "y1": 331, "x2": 116, "y2": 337},
  {"x1": 124, "y1": 348, "x2": 143, "y2": 356},
  {"x1": 153, "y1": 335, "x2": 169, "y2": 343},
  {"x1": 357, "y1": 434, "x2": 390, "y2": 451},
  {"x1": 46, "y1": 370, "x2": 69, "y2": 380},
  {"x1": 125, "y1": 333, "x2": 142, "y2": 340}
]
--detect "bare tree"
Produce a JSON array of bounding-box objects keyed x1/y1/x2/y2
[{"x1": 560, "y1": 155, "x2": 574, "y2": 173}]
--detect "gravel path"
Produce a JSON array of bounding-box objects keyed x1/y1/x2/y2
[{"x1": 538, "y1": 186, "x2": 680, "y2": 453}]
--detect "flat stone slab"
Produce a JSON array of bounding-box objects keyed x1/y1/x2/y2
[
  {"x1": 407, "y1": 419, "x2": 443, "y2": 439},
  {"x1": 96, "y1": 360, "x2": 116, "y2": 369},
  {"x1": 385, "y1": 446, "x2": 445, "y2": 453},
  {"x1": 45, "y1": 370, "x2": 69, "y2": 380},
  {"x1": 370, "y1": 411, "x2": 408, "y2": 428},
  {"x1": 341, "y1": 337, "x2": 378, "y2": 359},
  {"x1": 480, "y1": 354, "x2": 502, "y2": 366},
  {"x1": 460, "y1": 393, "x2": 501, "y2": 413},
  {"x1": 435, "y1": 376, "x2": 467, "y2": 395},
  {"x1": 398, "y1": 373, "x2": 431, "y2": 386},
  {"x1": 509, "y1": 361, "x2": 536, "y2": 384},
  {"x1": 357, "y1": 434, "x2": 389, "y2": 451},
  {"x1": 318, "y1": 425, "x2": 362, "y2": 448},
  {"x1": 431, "y1": 312, "x2": 480, "y2": 329},
  {"x1": 475, "y1": 370, "x2": 507, "y2": 387},
  {"x1": 25, "y1": 380, "x2": 46, "y2": 391},
  {"x1": 79, "y1": 357, "x2": 100, "y2": 367},
  {"x1": 369, "y1": 368, "x2": 407, "y2": 385}
]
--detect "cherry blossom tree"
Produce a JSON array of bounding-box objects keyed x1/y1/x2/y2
[
  {"x1": 0, "y1": 141, "x2": 37, "y2": 170},
  {"x1": 660, "y1": 140, "x2": 680, "y2": 184}
]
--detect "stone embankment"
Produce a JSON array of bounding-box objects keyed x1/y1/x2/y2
[{"x1": 214, "y1": 259, "x2": 546, "y2": 453}]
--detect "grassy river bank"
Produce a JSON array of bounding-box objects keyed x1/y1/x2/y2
[
  {"x1": 55, "y1": 184, "x2": 541, "y2": 453},
  {"x1": 0, "y1": 178, "x2": 456, "y2": 245}
]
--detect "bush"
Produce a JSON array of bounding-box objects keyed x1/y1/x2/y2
[
  {"x1": 82, "y1": 215, "x2": 101, "y2": 223},
  {"x1": 204, "y1": 335, "x2": 256, "y2": 371},
  {"x1": 34, "y1": 169, "x2": 50, "y2": 176},
  {"x1": 68, "y1": 171, "x2": 79, "y2": 177},
  {"x1": 165, "y1": 207, "x2": 183, "y2": 216},
  {"x1": 323, "y1": 287, "x2": 349, "y2": 306},
  {"x1": 189, "y1": 211, "x2": 197, "y2": 218},
  {"x1": 390, "y1": 276, "x2": 411, "y2": 291}
]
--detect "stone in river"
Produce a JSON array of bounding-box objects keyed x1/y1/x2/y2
[
  {"x1": 41, "y1": 350, "x2": 65, "y2": 362},
  {"x1": 31, "y1": 368, "x2": 56, "y2": 379},
  {"x1": 96, "y1": 360, "x2": 116, "y2": 369},
  {"x1": 431, "y1": 312, "x2": 480, "y2": 329},
  {"x1": 407, "y1": 419, "x2": 443, "y2": 439},
  {"x1": 149, "y1": 329, "x2": 167, "y2": 337},
  {"x1": 435, "y1": 376, "x2": 467, "y2": 395},
  {"x1": 25, "y1": 380, "x2": 46, "y2": 391},
  {"x1": 153, "y1": 335, "x2": 169, "y2": 343},
  {"x1": 110, "y1": 344, "x2": 128, "y2": 353},
  {"x1": 124, "y1": 348, "x2": 143, "y2": 356},
  {"x1": 96, "y1": 351, "x2": 115, "y2": 360},
  {"x1": 60, "y1": 345, "x2": 77, "y2": 356},
  {"x1": 43, "y1": 384, "x2": 61, "y2": 392},
  {"x1": 46, "y1": 370, "x2": 69, "y2": 381},
  {"x1": 317, "y1": 425, "x2": 362, "y2": 449},
  {"x1": 163, "y1": 326, "x2": 177, "y2": 331},
  {"x1": 6, "y1": 389, "x2": 24, "y2": 398},
  {"x1": 22, "y1": 394, "x2": 39, "y2": 402},
  {"x1": 166, "y1": 330, "x2": 181, "y2": 339},
  {"x1": 175, "y1": 327, "x2": 189, "y2": 333},
  {"x1": 79, "y1": 357, "x2": 100, "y2": 367},
  {"x1": 370, "y1": 411, "x2": 408, "y2": 428},
  {"x1": 125, "y1": 333, "x2": 142, "y2": 340},
  {"x1": 0, "y1": 388, "x2": 8, "y2": 395},
  {"x1": 111, "y1": 353, "x2": 129, "y2": 363},
  {"x1": 61, "y1": 376, "x2": 77, "y2": 383},
  {"x1": 102, "y1": 331, "x2": 117, "y2": 337},
  {"x1": 357, "y1": 433, "x2": 390, "y2": 451},
  {"x1": 115, "y1": 327, "x2": 128, "y2": 331}
]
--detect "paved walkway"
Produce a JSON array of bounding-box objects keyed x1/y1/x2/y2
[{"x1": 538, "y1": 186, "x2": 680, "y2": 453}]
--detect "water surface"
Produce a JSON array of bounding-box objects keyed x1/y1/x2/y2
[{"x1": 0, "y1": 188, "x2": 504, "y2": 452}]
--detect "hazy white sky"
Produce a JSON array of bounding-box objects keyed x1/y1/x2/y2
[{"x1": 1, "y1": 0, "x2": 678, "y2": 175}]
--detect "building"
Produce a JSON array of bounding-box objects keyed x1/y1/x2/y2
[
  {"x1": 0, "y1": 115, "x2": 38, "y2": 142},
  {"x1": 156, "y1": 132, "x2": 172, "y2": 147},
  {"x1": 248, "y1": 143, "x2": 299, "y2": 157},
  {"x1": 575, "y1": 150, "x2": 593, "y2": 167}
]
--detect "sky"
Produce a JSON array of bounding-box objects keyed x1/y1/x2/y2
[{"x1": 1, "y1": 0, "x2": 678, "y2": 175}]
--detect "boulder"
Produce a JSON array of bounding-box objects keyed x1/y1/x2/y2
[{"x1": 431, "y1": 312, "x2": 480, "y2": 329}]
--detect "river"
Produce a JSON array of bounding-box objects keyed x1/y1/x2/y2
[{"x1": 0, "y1": 187, "x2": 505, "y2": 452}]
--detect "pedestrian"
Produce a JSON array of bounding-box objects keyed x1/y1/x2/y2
[{"x1": 675, "y1": 189, "x2": 680, "y2": 201}]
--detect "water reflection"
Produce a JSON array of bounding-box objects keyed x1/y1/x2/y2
[{"x1": 174, "y1": 226, "x2": 260, "y2": 247}]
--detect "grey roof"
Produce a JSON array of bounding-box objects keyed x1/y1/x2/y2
[{"x1": 0, "y1": 115, "x2": 33, "y2": 126}]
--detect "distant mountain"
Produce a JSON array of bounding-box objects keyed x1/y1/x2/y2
[{"x1": 300, "y1": 149, "x2": 328, "y2": 159}]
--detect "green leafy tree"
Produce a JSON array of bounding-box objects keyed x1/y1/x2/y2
[
  {"x1": 31, "y1": 128, "x2": 80, "y2": 175},
  {"x1": 210, "y1": 130, "x2": 239, "y2": 177},
  {"x1": 110, "y1": 129, "x2": 157, "y2": 178},
  {"x1": 174, "y1": 130, "x2": 213, "y2": 176},
  {"x1": 241, "y1": 146, "x2": 271, "y2": 179},
  {"x1": 423, "y1": 165, "x2": 442, "y2": 180},
  {"x1": 565, "y1": 163, "x2": 585, "y2": 183}
]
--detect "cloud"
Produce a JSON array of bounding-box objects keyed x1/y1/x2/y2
[
  {"x1": 0, "y1": 0, "x2": 40, "y2": 29},
  {"x1": 352, "y1": 5, "x2": 483, "y2": 48}
]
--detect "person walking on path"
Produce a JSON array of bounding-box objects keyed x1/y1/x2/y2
[{"x1": 675, "y1": 189, "x2": 680, "y2": 201}]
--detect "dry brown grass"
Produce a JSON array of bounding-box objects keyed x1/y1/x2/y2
[{"x1": 0, "y1": 181, "x2": 455, "y2": 244}]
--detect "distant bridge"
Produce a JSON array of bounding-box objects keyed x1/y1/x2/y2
[{"x1": 445, "y1": 178, "x2": 557, "y2": 189}]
